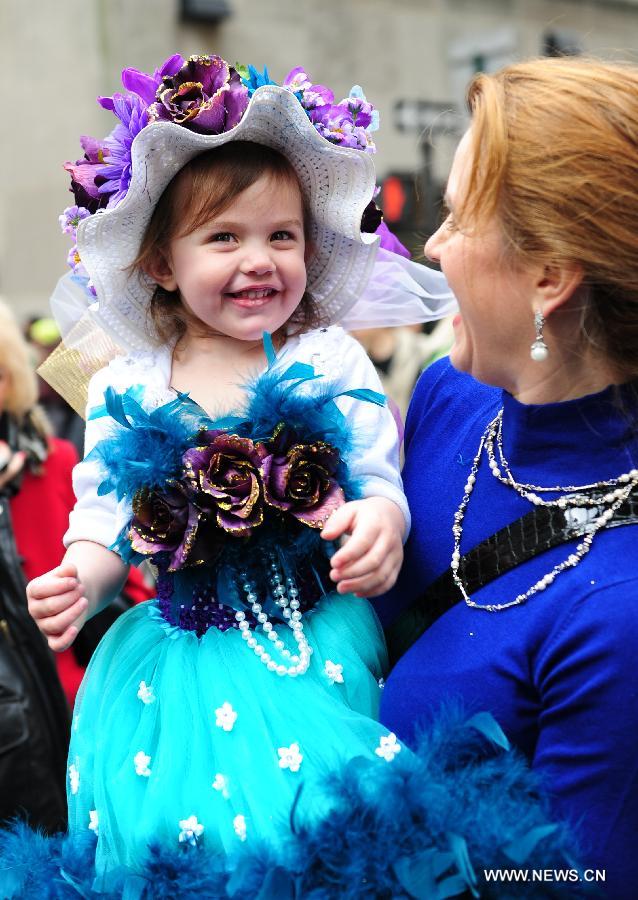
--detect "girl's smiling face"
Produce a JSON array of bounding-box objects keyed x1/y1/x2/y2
[{"x1": 156, "y1": 173, "x2": 308, "y2": 343}]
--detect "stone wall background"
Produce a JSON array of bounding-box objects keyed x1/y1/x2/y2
[{"x1": 2, "y1": 0, "x2": 637, "y2": 315}]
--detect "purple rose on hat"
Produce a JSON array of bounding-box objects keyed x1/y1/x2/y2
[
  {"x1": 183, "y1": 432, "x2": 267, "y2": 535},
  {"x1": 262, "y1": 426, "x2": 345, "y2": 529},
  {"x1": 148, "y1": 55, "x2": 249, "y2": 134}
]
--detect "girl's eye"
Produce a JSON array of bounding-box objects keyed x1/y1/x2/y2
[
  {"x1": 271, "y1": 230, "x2": 294, "y2": 242},
  {"x1": 209, "y1": 232, "x2": 235, "y2": 243}
]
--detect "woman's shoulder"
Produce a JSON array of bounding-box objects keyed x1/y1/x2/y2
[
  {"x1": 412, "y1": 357, "x2": 498, "y2": 415},
  {"x1": 404, "y1": 358, "x2": 501, "y2": 452}
]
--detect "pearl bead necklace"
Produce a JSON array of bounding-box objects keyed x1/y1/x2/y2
[
  {"x1": 451, "y1": 411, "x2": 638, "y2": 612},
  {"x1": 235, "y1": 556, "x2": 312, "y2": 676}
]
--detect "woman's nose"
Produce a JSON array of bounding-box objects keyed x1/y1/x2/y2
[{"x1": 424, "y1": 227, "x2": 442, "y2": 263}]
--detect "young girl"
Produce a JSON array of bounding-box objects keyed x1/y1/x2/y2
[{"x1": 26, "y1": 54, "x2": 421, "y2": 883}]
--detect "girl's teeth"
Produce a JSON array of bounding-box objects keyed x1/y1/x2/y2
[{"x1": 235, "y1": 289, "x2": 273, "y2": 299}]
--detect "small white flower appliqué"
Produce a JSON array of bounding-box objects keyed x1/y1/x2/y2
[
  {"x1": 68, "y1": 760, "x2": 80, "y2": 795},
  {"x1": 215, "y1": 701, "x2": 238, "y2": 732},
  {"x1": 134, "y1": 750, "x2": 152, "y2": 777},
  {"x1": 278, "y1": 742, "x2": 303, "y2": 772},
  {"x1": 137, "y1": 680, "x2": 155, "y2": 704},
  {"x1": 178, "y1": 815, "x2": 204, "y2": 846},
  {"x1": 88, "y1": 810, "x2": 99, "y2": 835},
  {"x1": 324, "y1": 660, "x2": 344, "y2": 684},
  {"x1": 212, "y1": 773, "x2": 230, "y2": 799},
  {"x1": 375, "y1": 732, "x2": 401, "y2": 762},
  {"x1": 233, "y1": 814, "x2": 247, "y2": 842}
]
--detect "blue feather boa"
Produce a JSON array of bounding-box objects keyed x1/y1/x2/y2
[{"x1": 0, "y1": 709, "x2": 585, "y2": 899}]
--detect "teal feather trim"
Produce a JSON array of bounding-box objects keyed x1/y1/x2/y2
[{"x1": 0, "y1": 710, "x2": 585, "y2": 899}]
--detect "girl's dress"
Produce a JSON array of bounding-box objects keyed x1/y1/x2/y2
[{"x1": 63, "y1": 326, "x2": 408, "y2": 882}]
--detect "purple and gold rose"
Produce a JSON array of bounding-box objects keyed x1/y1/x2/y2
[
  {"x1": 183, "y1": 432, "x2": 267, "y2": 535},
  {"x1": 129, "y1": 482, "x2": 220, "y2": 571},
  {"x1": 148, "y1": 54, "x2": 249, "y2": 134},
  {"x1": 262, "y1": 426, "x2": 345, "y2": 528}
]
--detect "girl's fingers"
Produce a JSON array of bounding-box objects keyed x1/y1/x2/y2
[
  {"x1": 29, "y1": 587, "x2": 84, "y2": 619},
  {"x1": 321, "y1": 504, "x2": 356, "y2": 542},
  {"x1": 38, "y1": 597, "x2": 88, "y2": 636},
  {"x1": 47, "y1": 624, "x2": 80, "y2": 653},
  {"x1": 330, "y1": 539, "x2": 390, "y2": 582},
  {"x1": 336, "y1": 567, "x2": 399, "y2": 598},
  {"x1": 329, "y1": 528, "x2": 377, "y2": 570},
  {"x1": 28, "y1": 576, "x2": 81, "y2": 601}
]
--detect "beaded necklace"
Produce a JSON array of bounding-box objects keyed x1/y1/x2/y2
[{"x1": 451, "y1": 409, "x2": 638, "y2": 612}]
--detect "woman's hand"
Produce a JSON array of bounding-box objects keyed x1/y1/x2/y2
[
  {"x1": 322, "y1": 496, "x2": 405, "y2": 598},
  {"x1": 27, "y1": 561, "x2": 89, "y2": 652},
  {"x1": 0, "y1": 441, "x2": 25, "y2": 492}
]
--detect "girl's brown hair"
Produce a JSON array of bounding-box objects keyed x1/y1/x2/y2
[
  {"x1": 133, "y1": 141, "x2": 325, "y2": 344},
  {"x1": 462, "y1": 57, "x2": 638, "y2": 378}
]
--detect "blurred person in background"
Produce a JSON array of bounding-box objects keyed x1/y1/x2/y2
[
  {"x1": 4, "y1": 304, "x2": 154, "y2": 709},
  {"x1": 0, "y1": 299, "x2": 69, "y2": 832},
  {"x1": 24, "y1": 316, "x2": 85, "y2": 458}
]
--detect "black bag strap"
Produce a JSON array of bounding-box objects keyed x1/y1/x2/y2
[{"x1": 385, "y1": 494, "x2": 638, "y2": 664}]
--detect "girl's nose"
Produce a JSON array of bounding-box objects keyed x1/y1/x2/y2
[{"x1": 241, "y1": 245, "x2": 275, "y2": 276}]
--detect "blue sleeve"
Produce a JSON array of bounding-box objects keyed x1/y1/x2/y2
[{"x1": 532, "y1": 579, "x2": 638, "y2": 897}]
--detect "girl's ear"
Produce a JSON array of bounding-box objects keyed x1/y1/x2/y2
[{"x1": 144, "y1": 252, "x2": 177, "y2": 292}]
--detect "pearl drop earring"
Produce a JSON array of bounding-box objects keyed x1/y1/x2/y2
[{"x1": 530, "y1": 310, "x2": 549, "y2": 362}]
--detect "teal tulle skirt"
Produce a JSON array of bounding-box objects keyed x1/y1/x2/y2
[{"x1": 66, "y1": 591, "x2": 389, "y2": 885}]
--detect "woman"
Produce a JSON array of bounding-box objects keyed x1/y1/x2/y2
[
  {"x1": 0, "y1": 300, "x2": 69, "y2": 831},
  {"x1": 377, "y1": 58, "x2": 638, "y2": 898}
]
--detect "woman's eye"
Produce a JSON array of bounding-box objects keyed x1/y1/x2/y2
[
  {"x1": 439, "y1": 202, "x2": 458, "y2": 232},
  {"x1": 271, "y1": 230, "x2": 294, "y2": 242}
]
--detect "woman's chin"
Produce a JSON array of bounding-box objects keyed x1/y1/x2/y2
[{"x1": 448, "y1": 335, "x2": 472, "y2": 375}]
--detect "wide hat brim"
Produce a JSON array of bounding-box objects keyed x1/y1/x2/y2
[{"x1": 76, "y1": 85, "x2": 380, "y2": 352}]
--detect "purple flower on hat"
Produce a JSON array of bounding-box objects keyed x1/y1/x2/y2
[
  {"x1": 59, "y1": 205, "x2": 91, "y2": 237},
  {"x1": 63, "y1": 135, "x2": 109, "y2": 213},
  {"x1": 93, "y1": 93, "x2": 149, "y2": 208},
  {"x1": 148, "y1": 55, "x2": 249, "y2": 134},
  {"x1": 262, "y1": 425, "x2": 345, "y2": 529},
  {"x1": 282, "y1": 66, "x2": 313, "y2": 94},
  {"x1": 314, "y1": 119, "x2": 374, "y2": 152},
  {"x1": 183, "y1": 431, "x2": 267, "y2": 535},
  {"x1": 115, "y1": 54, "x2": 185, "y2": 106}
]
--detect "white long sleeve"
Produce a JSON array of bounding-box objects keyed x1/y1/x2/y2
[{"x1": 288, "y1": 326, "x2": 410, "y2": 535}]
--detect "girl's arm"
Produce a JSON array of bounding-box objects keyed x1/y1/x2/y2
[
  {"x1": 27, "y1": 541, "x2": 128, "y2": 652},
  {"x1": 28, "y1": 363, "x2": 131, "y2": 650},
  {"x1": 313, "y1": 329, "x2": 409, "y2": 597}
]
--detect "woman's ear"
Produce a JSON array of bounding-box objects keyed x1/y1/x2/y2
[
  {"x1": 533, "y1": 262, "x2": 584, "y2": 318},
  {"x1": 144, "y1": 252, "x2": 177, "y2": 292}
]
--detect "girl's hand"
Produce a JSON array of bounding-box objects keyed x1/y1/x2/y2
[
  {"x1": 322, "y1": 497, "x2": 405, "y2": 598},
  {"x1": 27, "y1": 561, "x2": 89, "y2": 652}
]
